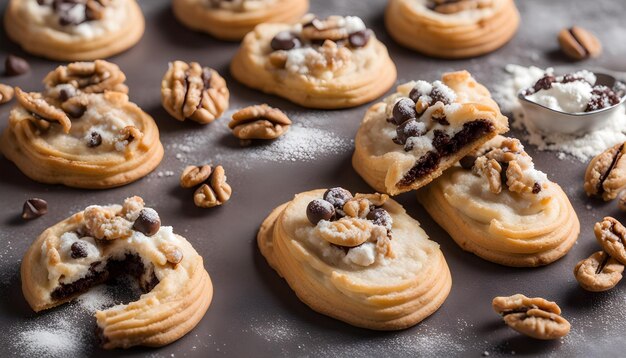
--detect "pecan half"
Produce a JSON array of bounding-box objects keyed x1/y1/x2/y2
[
  {"x1": 558, "y1": 26, "x2": 602, "y2": 61},
  {"x1": 193, "y1": 165, "x2": 232, "y2": 208},
  {"x1": 316, "y1": 217, "x2": 373, "y2": 247},
  {"x1": 474, "y1": 157, "x2": 502, "y2": 194},
  {"x1": 228, "y1": 104, "x2": 291, "y2": 142},
  {"x1": 343, "y1": 198, "x2": 371, "y2": 219},
  {"x1": 595, "y1": 217, "x2": 626, "y2": 265},
  {"x1": 584, "y1": 143, "x2": 626, "y2": 201},
  {"x1": 574, "y1": 251, "x2": 624, "y2": 292},
  {"x1": 180, "y1": 165, "x2": 212, "y2": 188},
  {"x1": 355, "y1": 193, "x2": 389, "y2": 207},
  {"x1": 83, "y1": 205, "x2": 133, "y2": 240},
  {"x1": 160, "y1": 242, "x2": 183, "y2": 265},
  {"x1": 161, "y1": 61, "x2": 229, "y2": 124},
  {"x1": 0, "y1": 84, "x2": 14, "y2": 104},
  {"x1": 492, "y1": 294, "x2": 570, "y2": 340},
  {"x1": 15, "y1": 88, "x2": 71, "y2": 133},
  {"x1": 43, "y1": 60, "x2": 128, "y2": 98}
]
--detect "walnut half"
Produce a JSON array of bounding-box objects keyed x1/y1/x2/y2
[
  {"x1": 193, "y1": 165, "x2": 232, "y2": 208},
  {"x1": 228, "y1": 104, "x2": 291, "y2": 143},
  {"x1": 161, "y1": 61, "x2": 229, "y2": 124},
  {"x1": 43, "y1": 60, "x2": 128, "y2": 97},
  {"x1": 15, "y1": 88, "x2": 71, "y2": 133}
]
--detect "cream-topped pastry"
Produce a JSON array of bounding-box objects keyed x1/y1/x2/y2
[
  {"x1": 417, "y1": 136, "x2": 580, "y2": 267},
  {"x1": 21, "y1": 197, "x2": 213, "y2": 349},
  {"x1": 385, "y1": 0, "x2": 519, "y2": 58},
  {"x1": 173, "y1": 0, "x2": 308, "y2": 40},
  {"x1": 258, "y1": 188, "x2": 451, "y2": 330},
  {"x1": 231, "y1": 14, "x2": 397, "y2": 109},
  {"x1": 0, "y1": 61, "x2": 163, "y2": 189},
  {"x1": 353, "y1": 70, "x2": 508, "y2": 195},
  {"x1": 4, "y1": 0, "x2": 144, "y2": 61}
]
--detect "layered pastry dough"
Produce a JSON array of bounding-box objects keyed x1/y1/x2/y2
[
  {"x1": 353, "y1": 70, "x2": 508, "y2": 195},
  {"x1": 258, "y1": 188, "x2": 451, "y2": 330},
  {"x1": 0, "y1": 61, "x2": 163, "y2": 189},
  {"x1": 173, "y1": 0, "x2": 309, "y2": 40},
  {"x1": 4, "y1": 0, "x2": 145, "y2": 61},
  {"x1": 385, "y1": 0, "x2": 520, "y2": 58},
  {"x1": 417, "y1": 136, "x2": 580, "y2": 267},
  {"x1": 231, "y1": 14, "x2": 397, "y2": 109},
  {"x1": 21, "y1": 197, "x2": 213, "y2": 349}
]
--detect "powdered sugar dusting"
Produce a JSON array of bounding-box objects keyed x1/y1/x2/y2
[
  {"x1": 493, "y1": 64, "x2": 626, "y2": 161},
  {"x1": 165, "y1": 111, "x2": 352, "y2": 168}
]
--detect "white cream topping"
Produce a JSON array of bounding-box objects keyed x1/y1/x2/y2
[
  {"x1": 527, "y1": 81, "x2": 594, "y2": 113},
  {"x1": 24, "y1": 0, "x2": 128, "y2": 39}
]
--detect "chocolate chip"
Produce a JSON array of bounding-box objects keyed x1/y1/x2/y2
[
  {"x1": 306, "y1": 199, "x2": 335, "y2": 225},
  {"x1": 348, "y1": 30, "x2": 371, "y2": 48},
  {"x1": 132, "y1": 208, "x2": 161, "y2": 236},
  {"x1": 409, "y1": 87, "x2": 425, "y2": 103},
  {"x1": 270, "y1": 31, "x2": 301, "y2": 51},
  {"x1": 586, "y1": 85, "x2": 621, "y2": 112},
  {"x1": 64, "y1": 103, "x2": 87, "y2": 118},
  {"x1": 393, "y1": 119, "x2": 425, "y2": 146},
  {"x1": 87, "y1": 132, "x2": 102, "y2": 147},
  {"x1": 22, "y1": 198, "x2": 48, "y2": 220},
  {"x1": 430, "y1": 85, "x2": 454, "y2": 105},
  {"x1": 367, "y1": 208, "x2": 392, "y2": 229},
  {"x1": 58, "y1": 87, "x2": 76, "y2": 102},
  {"x1": 5, "y1": 55, "x2": 30, "y2": 76},
  {"x1": 459, "y1": 155, "x2": 477, "y2": 169},
  {"x1": 533, "y1": 75, "x2": 556, "y2": 93},
  {"x1": 70, "y1": 241, "x2": 89, "y2": 259},
  {"x1": 532, "y1": 182, "x2": 542, "y2": 194},
  {"x1": 391, "y1": 98, "x2": 417, "y2": 125},
  {"x1": 323, "y1": 187, "x2": 353, "y2": 210}
]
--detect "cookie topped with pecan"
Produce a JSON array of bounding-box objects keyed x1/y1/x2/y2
[
  {"x1": 231, "y1": 13, "x2": 396, "y2": 109},
  {"x1": 257, "y1": 188, "x2": 451, "y2": 330},
  {"x1": 0, "y1": 60, "x2": 163, "y2": 189},
  {"x1": 20, "y1": 196, "x2": 213, "y2": 349},
  {"x1": 5, "y1": 0, "x2": 145, "y2": 61}
]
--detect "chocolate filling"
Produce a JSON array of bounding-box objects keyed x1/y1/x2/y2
[
  {"x1": 397, "y1": 120, "x2": 494, "y2": 187},
  {"x1": 50, "y1": 253, "x2": 160, "y2": 301}
]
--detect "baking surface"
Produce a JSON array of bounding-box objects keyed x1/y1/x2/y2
[{"x1": 1, "y1": 0, "x2": 626, "y2": 356}]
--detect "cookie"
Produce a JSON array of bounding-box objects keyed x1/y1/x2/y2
[
  {"x1": 0, "y1": 61, "x2": 163, "y2": 189},
  {"x1": 385, "y1": 0, "x2": 520, "y2": 58},
  {"x1": 21, "y1": 196, "x2": 213, "y2": 349},
  {"x1": 257, "y1": 188, "x2": 451, "y2": 330},
  {"x1": 417, "y1": 136, "x2": 580, "y2": 267},
  {"x1": 173, "y1": 0, "x2": 309, "y2": 40},
  {"x1": 4, "y1": 0, "x2": 145, "y2": 61},
  {"x1": 231, "y1": 14, "x2": 397, "y2": 109},
  {"x1": 352, "y1": 70, "x2": 508, "y2": 195}
]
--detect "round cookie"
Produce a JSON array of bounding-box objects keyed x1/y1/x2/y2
[
  {"x1": 21, "y1": 196, "x2": 213, "y2": 349},
  {"x1": 4, "y1": 0, "x2": 145, "y2": 61},
  {"x1": 173, "y1": 0, "x2": 309, "y2": 41},
  {"x1": 385, "y1": 0, "x2": 520, "y2": 58},
  {"x1": 258, "y1": 188, "x2": 452, "y2": 330},
  {"x1": 352, "y1": 70, "x2": 509, "y2": 196},
  {"x1": 417, "y1": 136, "x2": 580, "y2": 267},
  {"x1": 231, "y1": 14, "x2": 397, "y2": 109},
  {"x1": 0, "y1": 61, "x2": 163, "y2": 189}
]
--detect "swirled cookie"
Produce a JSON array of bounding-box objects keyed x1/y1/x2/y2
[
  {"x1": 21, "y1": 197, "x2": 213, "y2": 349},
  {"x1": 258, "y1": 188, "x2": 451, "y2": 330},
  {"x1": 4, "y1": 0, "x2": 145, "y2": 61},
  {"x1": 231, "y1": 14, "x2": 397, "y2": 109},
  {"x1": 173, "y1": 0, "x2": 309, "y2": 40},
  {"x1": 417, "y1": 136, "x2": 580, "y2": 267},
  {"x1": 0, "y1": 61, "x2": 163, "y2": 189},
  {"x1": 353, "y1": 70, "x2": 508, "y2": 195},
  {"x1": 385, "y1": 0, "x2": 520, "y2": 58}
]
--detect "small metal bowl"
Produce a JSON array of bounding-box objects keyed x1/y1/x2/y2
[{"x1": 517, "y1": 72, "x2": 626, "y2": 135}]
